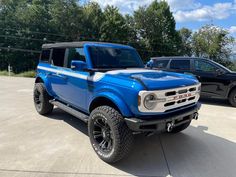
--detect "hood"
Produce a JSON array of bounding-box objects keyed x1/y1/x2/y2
[{"x1": 106, "y1": 69, "x2": 199, "y2": 90}]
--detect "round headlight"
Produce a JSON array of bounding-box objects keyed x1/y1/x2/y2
[{"x1": 143, "y1": 93, "x2": 158, "y2": 110}]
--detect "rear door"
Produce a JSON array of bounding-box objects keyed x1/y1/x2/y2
[
  {"x1": 169, "y1": 59, "x2": 192, "y2": 74},
  {"x1": 47, "y1": 48, "x2": 69, "y2": 101}
]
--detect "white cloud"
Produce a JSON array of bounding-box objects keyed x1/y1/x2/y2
[
  {"x1": 91, "y1": 0, "x2": 200, "y2": 14},
  {"x1": 229, "y1": 26, "x2": 236, "y2": 34},
  {"x1": 167, "y1": 0, "x2": 201, "y2": 11},
  {"x1": 174, "y1": 2, "x2": 235, "y2": 22},
  {"x1": 91, "y1": 0, "x2": 149, "y2": 14},
  {"x1": 91, "y1": 0, "x2": 236, "y2": 23}
]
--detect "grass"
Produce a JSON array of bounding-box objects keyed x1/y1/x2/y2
[
  {"x1": 15, "y1": 71, "x2": 36, "y2": 78},
  {"x1": 0, "y1": 70, "x2": 15, "y2": 76},
  {"x1": 0, "y1": 70, "x2": 36, "y2": 78}
]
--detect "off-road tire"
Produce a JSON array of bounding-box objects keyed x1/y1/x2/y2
[
  {"x1": 169, "y1": 121, "x2": 191, "y2": 133},
  {"x1": 229, "y1": 89, "x2": 236, "y2": 107},
  {"x1": 33, "y1": 83, "x2": 53, "y2": 115},
  {"x1": 88, "y1": 106, "x2": 134, "y2": 163}
]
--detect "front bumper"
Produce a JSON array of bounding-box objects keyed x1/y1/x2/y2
[{"x1": 125, "y1": 103, "x2": 201, "y2": 132}]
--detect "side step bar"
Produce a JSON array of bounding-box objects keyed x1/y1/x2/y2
[{"x1": 50, "y1": 100, "x2": 89, "y2": 123}]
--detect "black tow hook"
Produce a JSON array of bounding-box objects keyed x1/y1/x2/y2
[
  {"x1": 193, "y1": 112, "x2": 199, "y2": 120},
  {"x1": 167, "y1": 122, "x2": 175, "y2": 132}
]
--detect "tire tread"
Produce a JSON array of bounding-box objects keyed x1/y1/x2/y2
[
  {"x1": 89, "y1": 106, "x2": 134, "y2": 163},
  {"x1": 229, "y1": 89, "x2": 236, "y2": 107},
  {"x1": 34, "y1": 83, "x2": 53, "y2": 115}
]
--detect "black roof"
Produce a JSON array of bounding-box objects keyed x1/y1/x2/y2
[
  {"x1": 42, "y1": 41, "x2": 131, "y2": 49},
  {"x1": 151, "y1": 56, "x2": 208, "y2": 60}
]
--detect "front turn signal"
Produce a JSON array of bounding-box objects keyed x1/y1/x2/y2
[{"x1": 138, "y1": 95, "x2": 141, "y2": 106}]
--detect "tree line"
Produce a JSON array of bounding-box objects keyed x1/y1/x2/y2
[{"x1": 0, "y1": 0, "x2": 235, "y2": 73}]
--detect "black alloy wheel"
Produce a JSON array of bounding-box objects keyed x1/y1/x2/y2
[{"x1": 92, "y1": 116, "x2": 114, "y2": 153}]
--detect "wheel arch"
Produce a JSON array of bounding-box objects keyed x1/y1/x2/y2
[
  {"x1": 34, "y1": 75, "x2": 54, "y2": 97},
  {"x1": 35, "y1": 77, "x2": 44, "y2": 83},
  {"x1": 89, "y1": 95, "x2": 133, "y2": 117},
  {"x1": 228, "y1": 85, "x2": 236, "y2": 98}
]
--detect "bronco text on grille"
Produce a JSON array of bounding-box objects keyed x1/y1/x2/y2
[{"x1": 138, "y1": 83, "x2": 201, "y2": 112}]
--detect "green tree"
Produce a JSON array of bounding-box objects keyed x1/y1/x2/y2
[
  {"x1": 178, "y1": 28, "x2": 192, "y2": 56},
  {"x1": 134, "y1": 0, "x2": 182, "y2": 59},
  {"x1": 0, "y1": 0, "x2": 42, "y2": 73},
  {"x1": 81, "y1": 2, "x2": 103, "y2": 41},
  {"x1": 100, "y1": 6, "x2": 129, "y2": 43},
  {"x1": 192, "y1": 25, "x2": 235, "y2": 67},
  {"x1": 232, "y1": 60, "x2": 236, "y2": 71},
  {"x1": 2, "y1": 0, "x2": 235, "y2": 73},
  {"x1": 49, "y1": 0, "x2": 83, "y2": 41},
  {"x1": 124, "y1": 14, "x2": 137, "y2": 43}
]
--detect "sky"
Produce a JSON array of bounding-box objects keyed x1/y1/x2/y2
[{"x1": 83, "y1": 0, "x2": 236, "y2": 38}]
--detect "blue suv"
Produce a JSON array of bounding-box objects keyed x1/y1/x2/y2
[{"x1": 34, "y1": 42, "x2": 201, "y2": 163}]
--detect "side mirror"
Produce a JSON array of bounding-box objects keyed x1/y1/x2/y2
[
  {"x1": 147, "y1": 60, "x2": 154, "y2": 69},
  {"x1": 71, "y1": 60, "x2": 87, "y2": 71}
]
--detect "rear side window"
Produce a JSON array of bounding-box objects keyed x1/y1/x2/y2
[
  {"x1": 67, "y1": 48, "x2": 86, "y2": 68},
  {"x1": 51, "y1": 48, "x2": 66, "y2": 67},
  {"x1": 153, "y1": 60, "x2": 169, "y2": 69},
  {"x1": 170, "y1": 60, "x2": 190, "y2": 70},
  {"x1": 40, "y1": 49, "x2": 50, "y2": 62}
]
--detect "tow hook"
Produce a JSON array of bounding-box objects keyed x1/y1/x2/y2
[
  {"x1": 167, "y1": 122, "x2": 175, "y2": 132},
  {"x1": 193, "y1": 112, "x2": 199, "y2": 120}
]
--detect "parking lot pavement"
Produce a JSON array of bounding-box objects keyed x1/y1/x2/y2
[{"x1": 0, "y1": 76, "x2": 236, "y2": 177}]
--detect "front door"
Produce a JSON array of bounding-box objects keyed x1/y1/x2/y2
[
  {"x1": 192, "y1": 59, "x2": 229, "y2": 98},
  {"x1": 62, "y1": 47, "x2": 89, "y2": 112}
]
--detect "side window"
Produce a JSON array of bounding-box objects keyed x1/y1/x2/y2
[
  {"x1": 51, "y1": 48, "x2": 66, "y2": 67},
  {"x1": 40, "y1": 49, "x2": 50, "y2": 62},
  {"x1": 67, "y1": 48, "x2": 86, "y2": 68},
  {"x1": 194, "y1": 60, "x2": 218, "y2": 72},
  {"x1": 154, "y1": 60, "x2": 169, "y2": 69},
  {"x1": 170, "y1": 60, "x2": 190, "y2": 70}
]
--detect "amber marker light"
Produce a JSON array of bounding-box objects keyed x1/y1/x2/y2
[{"x1": 138, "y1": 95, "x2": 141, "y2": 106}]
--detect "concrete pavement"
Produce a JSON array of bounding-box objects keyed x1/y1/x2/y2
[{"x1": 0, "y1": 76, "x2": 236, "y2": 177}]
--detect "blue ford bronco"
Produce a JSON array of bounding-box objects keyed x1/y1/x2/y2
[{"x1": 34, "y1": 42, "x2": 201, "y2": 163}]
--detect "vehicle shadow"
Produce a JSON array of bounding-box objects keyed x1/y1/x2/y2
[
  {"x1": 114, "y1": 126, "x2": 236, "y2": 177},
  {"x1": 46, "y1": 108, "x2": 89, "y2": 136},
  {"x1": 199, "y1": 97, "x2": 231, "y2": 107},
  {"x1": 47, "y1": 108, "x2": 236, "y2": 177}
]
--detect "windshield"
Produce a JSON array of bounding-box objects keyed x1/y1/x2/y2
[
  {"x1": 89, "y1": 46, "x2": 144, "y2": 69},
  {"x1": 210, "y1": 60, "x2": 232, "y2": 72}
]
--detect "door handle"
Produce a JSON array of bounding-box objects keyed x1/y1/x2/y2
[{"x1": 57, "y1": 74, "x2": 67, "y2": 80}]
